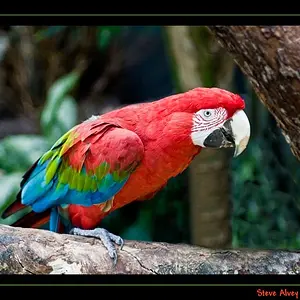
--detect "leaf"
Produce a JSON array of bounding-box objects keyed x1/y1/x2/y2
[
  {"x1": 239, "y1": 160, "x2": 255, "y2": 182},
  {"x1": 97, "y1": 26, "x2": 121, "y2": 50},
  {"x1": 0, "y1": 173, "x2": 32, "y2": 226},
  {"x1": 47, "y1": 95, "x2": 78, "y2": 143},
  {"x1": 57, "y1": 96, "x2": 78, "y2": 131},
  {"x1": 0, "y1": 135, "x2": 50, "y2": 172},
  {"x1": 41, "y1": 71, "x2": 81, "y2": 137}
]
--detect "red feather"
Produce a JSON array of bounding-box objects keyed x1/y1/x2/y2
[{"x1": 3, "y1": 200, "x2": 52, "y2": 230}]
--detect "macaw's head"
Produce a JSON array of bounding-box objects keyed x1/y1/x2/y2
[{"x1": 183, "y1": 87, "x2": 251, "y2": 157}]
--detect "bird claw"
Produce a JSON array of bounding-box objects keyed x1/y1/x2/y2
[{"x1": 69, "y1": 227, "x2": 124, "y2": 266}]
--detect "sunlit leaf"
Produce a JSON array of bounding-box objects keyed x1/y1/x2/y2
[
  {"x1": 0, "y1": 135, "x2": 50, "y2": 172},
  {"x1": 47, "y1": 95, "x2": 78, "y2": 143},
  {"x1": 41, "y1": 71, "x2": 81, "y2": 137},
  {"x1": 57, "y1": 96, "x2": 78, "y2": 131},
  {"x1": 0, "y1": 173, "x2": 32, "y2": 226}
]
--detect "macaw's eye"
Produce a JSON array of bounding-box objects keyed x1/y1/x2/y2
[{"x1": 201, "y1": 109, "x2": 214, "y2": 119}]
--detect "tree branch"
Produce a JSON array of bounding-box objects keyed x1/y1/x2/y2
[
  {"x1": 0, "y1": 224, "x2": 299, "y2": 274},
  {"x1": 207, "y1": 26, "x2": 300, "y2": 160}
]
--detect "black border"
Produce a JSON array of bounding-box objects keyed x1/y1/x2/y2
[
  {"x1": 0, "y1": 15, "x2": 297, "y2": 26},
  {"x1": 3, "y1": 285, "x2": 300, "y2": 298},
  {"x1": 0, "y1": 1, "x2": 298, "y2": 14},
  {"x1": 0, "y1": 1, "x2": 298, "y2": 15}
]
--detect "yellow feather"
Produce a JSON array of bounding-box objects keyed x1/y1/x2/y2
[
  {"x1": 45, "y1": 158, "x2": 60, "y2": 184},
  {"x1": 102, "y1": 197, "x2": 114, "y2": 212}
]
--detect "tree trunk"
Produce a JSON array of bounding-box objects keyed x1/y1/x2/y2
[
  {"x1": 208, "y1": 26, "x2": 300, "y2": 161},
  {"x1": 165, "y1": 26, "x2": 235, "y2": 248},
  {"x1": 0, "y1": 224, "x2": 299, "y2": 274}
]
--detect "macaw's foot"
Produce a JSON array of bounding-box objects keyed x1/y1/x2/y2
[{"x1": 69, "y1": 227, "x2": 124, "y2": 265}]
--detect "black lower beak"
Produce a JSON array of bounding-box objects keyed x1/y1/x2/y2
[{"x1": 203, "y1": 119, "x2": 235, "y2": 149}]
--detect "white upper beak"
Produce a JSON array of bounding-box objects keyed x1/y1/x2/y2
[{"x1": 230, "y1": 110, "x2": 251, "y2": 157}]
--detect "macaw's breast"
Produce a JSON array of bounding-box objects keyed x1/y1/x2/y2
[{"x1": 112, "y1": 140, "x2": 200, "y2": 209}]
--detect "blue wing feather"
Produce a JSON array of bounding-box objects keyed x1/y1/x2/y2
[
  {"x1": 49, "y1": 207, "x2": 60, "y2": 232},
  {"x1": 21, "y1": 159, "x2": 129, "y2": 214}
]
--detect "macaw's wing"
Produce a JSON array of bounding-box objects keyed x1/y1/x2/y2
[{"x1": 19, "y1": 118, "x2": 145, "y2": 220}]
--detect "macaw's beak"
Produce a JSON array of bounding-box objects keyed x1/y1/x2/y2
[{"x1": 203, "y1": 110, "x2": 251, "y2": 157}]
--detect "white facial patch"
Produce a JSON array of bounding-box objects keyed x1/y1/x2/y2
[{"x1": 191, "y1": 108, "x2": 228, "y2": 147}]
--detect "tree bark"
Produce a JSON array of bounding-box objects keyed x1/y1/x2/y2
[
  {"x1": 0, "y1": 224, "x2": 299, "y2": 274},
  {"x1": 207, "y1": 26, "x2": 300, "y2": 161},
  {"x1": 165, "y1": 26, "x2": 234, "y2": 248}
]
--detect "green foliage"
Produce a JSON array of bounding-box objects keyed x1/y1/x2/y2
[
  {"x1": 41, "y1": 71, "x2": 80, "y2": 144},
  {"x1": 97, "y1": 26, "x2": 122, "y2": 50},
  {"x1": 0, "y1": 135, "x2": 49, "y2": 173},
  {"x1": 231, "y1": 134, "x2": 300, "y2": 250},
  {"x1": 0, "y1": 71, "x2": 80, "y2": 226}
]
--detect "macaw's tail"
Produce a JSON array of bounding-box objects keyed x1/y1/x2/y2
[
  {"x1": 1, "y1": 190, "x2": 64, "y2": 233},
  {"x1": 1, "y1": 158, "x2": 66, "y2": 233}
]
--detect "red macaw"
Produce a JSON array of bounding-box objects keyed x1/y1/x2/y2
[{"x1": 3, "y1": 87, "x2": 251, "y2": 264}]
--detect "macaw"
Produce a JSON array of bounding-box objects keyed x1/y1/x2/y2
[{"x1": 2, "y1": 87, "x2": 251, "y2": 264}]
